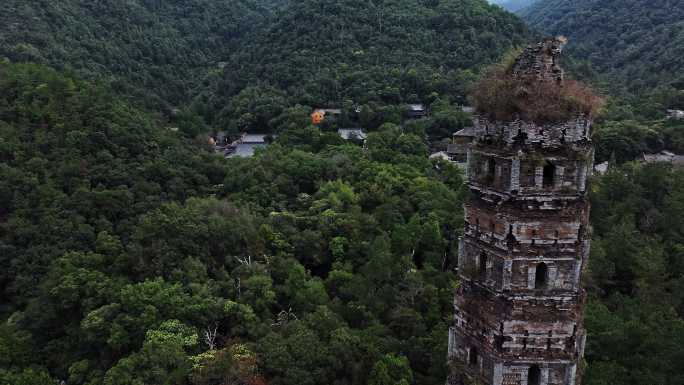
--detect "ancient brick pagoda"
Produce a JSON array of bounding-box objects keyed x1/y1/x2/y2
[{"x1": 448, "y1": 38, "x2": 593, "y2": 385}]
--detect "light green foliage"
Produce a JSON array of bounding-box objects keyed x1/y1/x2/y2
[
  {"x1": 368, "y1": 354, "x2": 413, "y2": 385},
  {"x1": 0, "y1": 368, "x2": 55, "y2": 385},
  {"x1": 190, "y1": 344, "x2": 259, "y2": 385},
  {"x1": 145, "y1": 320, "x2": 198, "y2": 348},
  {"x1": 103, "y1": 321, "x2": 197, "y2": 385}
]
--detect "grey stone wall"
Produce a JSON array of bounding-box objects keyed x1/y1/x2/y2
[
  {"x1": 467, "y1": 150, "x2": 591, "y2": 197},
  {"x1": 471, "y1": 116, "x2": 591, "y2": 149},
  {"x1": 449, "y1": 38, "x2": 590, "y2": 385}
]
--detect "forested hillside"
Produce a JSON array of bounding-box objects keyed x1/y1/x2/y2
[
  {"x1": 196, "y1": 0, "x2": 530, "y2": 132},
  {"x1": 522, "y1": 0, "x2": 684, "y2": 94},
  {"x1": 0, "y1": 0, "x2": 529, "y2": 131},
  {"x1": 3, "y1": 61, "x2": 682, "y2": 385},
  {"x1": 0, "y1": 0, "x2": 279, "y2": 111},
  {"x1": 0, "y1": 5, "x2": 533, "y2": 383}
]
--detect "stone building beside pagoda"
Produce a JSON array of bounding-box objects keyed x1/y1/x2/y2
[{"x1": 448, "y1": 38, "x2": 594, "y2": 385}]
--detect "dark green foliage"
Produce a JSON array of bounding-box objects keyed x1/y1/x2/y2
[
  {"x1": 200, "y1": 0, "x2": 530, "y2": 129},
  {"x1": 0, "y1": 0, "x2": 530, "y2": 132},
  {"x1": 368, "y1": 354, "x2": 413, "y2": 385},
  {"x1": 0, "y1": 63, "x2": 227, "y2": 310},
  {"x1": 521, "y1": 1, "x2": 684, "y2": 161},
  {"x1": 3, "y1": 1, "x2": 682, "y2": 384},
  {"x1": 592, "y1": 102, "x2": 684, "y2": 163},
  {"x1": 0, "y1": 62, "x2": 465, "y2": 385},
  {"x1": 0, "y1": 0, "x2": 278, "y2": 111},
  {"x1": 586, "y1": 163, "x2": 684, "y2": 385}
]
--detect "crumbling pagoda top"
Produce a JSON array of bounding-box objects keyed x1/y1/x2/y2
[{"x1": 511, "y1": 37, "x2": 567, "y2": 83}]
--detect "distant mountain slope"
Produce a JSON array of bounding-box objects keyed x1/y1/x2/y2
[
  {"x1": 489, "y1": 0, "x2": 538, "y2": 12},
  {"x1": 0, "y1": 0, "x2": 277, "y2": 110},
  {"x1": 201, "y1": 0, "x2": 530, "y2": 129},
  {"x1": 0, "y1": 0, "x2": 530, "y2": 130},
  {"x1": 522, "y1": 0, "x2": 684, "y2": 92}
]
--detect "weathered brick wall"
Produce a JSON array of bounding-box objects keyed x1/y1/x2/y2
[
  {"x1": 471, "y1": 116, "x2": 591, "y2": 149},
  {"x1": 449, "y1": 38, "x2": 591, "y2": 385},
  {"x1": 467, "y1": 149, "x2": 591, "y2": 197},
  {"x1": 511, "y1": 38, "x2": 567, "y2": 83},
  {"x1": 453, "y1": 287, "x2": 584, "y2": 358}
]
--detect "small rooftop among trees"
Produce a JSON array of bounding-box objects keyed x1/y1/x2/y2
[{"x1": 470, "y1": 37, "x2": 604, "y2": 124}]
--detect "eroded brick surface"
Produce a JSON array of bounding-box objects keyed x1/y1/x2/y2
[{"x1": 448, "y1": 38, "x2": 591, "y2": 385}]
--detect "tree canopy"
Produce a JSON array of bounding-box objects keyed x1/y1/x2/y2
[{"x1": 0, "y1": 61, "x2": 466, "y2": 385}]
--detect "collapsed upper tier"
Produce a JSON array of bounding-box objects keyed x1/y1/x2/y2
[
  {"x1": 470, "y1": 37, "x2": 603, "y2": 127},
  {"x1": 511, "y1": 37, "x2": 567, "y2": 83}
]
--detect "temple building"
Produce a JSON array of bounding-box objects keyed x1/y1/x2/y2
[{"x1": 448, "y1": 38, "x2": 593, "y2": 385}]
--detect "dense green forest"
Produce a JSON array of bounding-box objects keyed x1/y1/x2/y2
[
  {"x1": 3, "y1": 60, "x2": 683, "y2": 385},
  {"x1": 198, "y1": 0, "x2": 529, "y2": 133},
  {"x1": 585, "y1": 162, "x2": 684, "y2": 384},
  {"x1": 0, "y1": 0, "x2": 529, "y2": 135},
  {"x1": 2, "y1": 0, "x2": 684, "y2": 384},
  {"x1": 0, "y1": 62, "x2": 464, "y2": 385}
]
